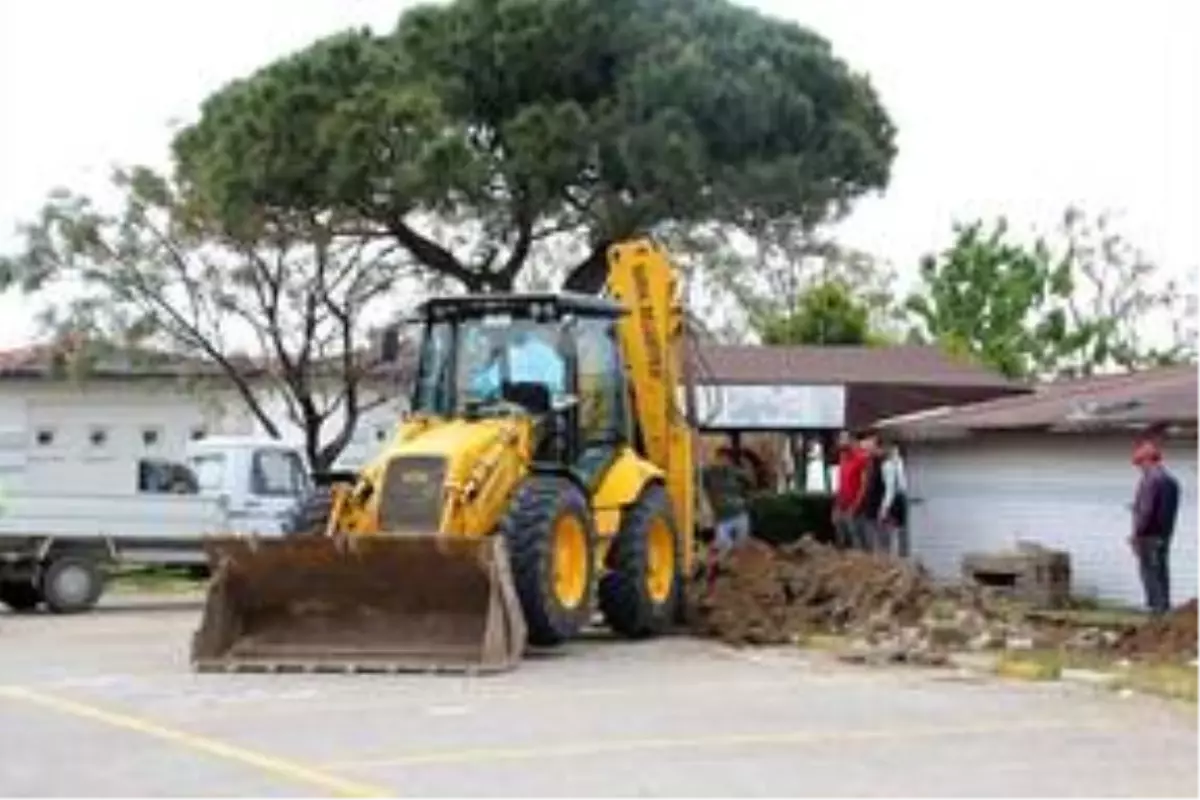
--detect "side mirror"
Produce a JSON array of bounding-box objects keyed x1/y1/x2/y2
[{"x1": 376, "y1": 325, "x2": 402, "y2": 364}]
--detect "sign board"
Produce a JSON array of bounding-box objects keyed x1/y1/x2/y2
[{"x1": 691, "y1": 383, "x2": 846, "y2": 430}]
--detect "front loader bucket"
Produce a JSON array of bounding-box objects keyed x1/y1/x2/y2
[{"x1": 190, "y1": 535, "x2": 527, "y2": 674}]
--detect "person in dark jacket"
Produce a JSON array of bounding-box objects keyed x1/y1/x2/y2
[
  {"x1": 852, "y1": 430, "x2": 888, "y2": 553},
  {"x1": 1129, "y1": 437, "x2": 1181, "y2": 615}
]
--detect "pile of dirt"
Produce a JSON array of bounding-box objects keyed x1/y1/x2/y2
[
  {"x1": 685, "y1": 537, "x2": 1080, "y2": 666},
  {"x1": 687, "y1": 537, "x2": 939, "y2": 646},
  {"x1": 1112, "y1": 599, "x2": 1198, "y2": 662}
]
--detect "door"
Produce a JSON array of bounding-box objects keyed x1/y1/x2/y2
[{"x1": 237, "y1": 447, "x2": 312, "y2": 535}]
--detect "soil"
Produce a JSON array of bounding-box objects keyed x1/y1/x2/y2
[
  {"x1": 686, "y1": 537, "x2": 940, "y2": 646},
  {"x1": 1113, "y1": 599, "x2": 1199, "y2": 662}
]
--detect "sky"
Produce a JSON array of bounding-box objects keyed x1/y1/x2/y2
[{"x1": 1, "y1": 0, "x2": 1197, "y2": 349}]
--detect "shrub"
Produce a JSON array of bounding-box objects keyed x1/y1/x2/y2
[{"x1": 747, "y1": 491, "x2": 836, "y2": 546}]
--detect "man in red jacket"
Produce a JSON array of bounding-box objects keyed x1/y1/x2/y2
[{"x1": 832, "y1": 430, "x2": 870, "y2": 549}]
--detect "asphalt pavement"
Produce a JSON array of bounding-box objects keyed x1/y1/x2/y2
[{"x1": 0, "y1": 593, "x2": 1195, "y2": 797}]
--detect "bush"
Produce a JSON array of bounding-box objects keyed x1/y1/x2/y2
[{"x1": 747, "y1": 491, "x2": 836, "y2": 546}]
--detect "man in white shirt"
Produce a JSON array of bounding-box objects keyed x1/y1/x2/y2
[{"x1": 878, "y1": 437, "x2": 909, "y2": 558}]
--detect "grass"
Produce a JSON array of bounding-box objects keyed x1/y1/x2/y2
[
  {"x1": 107, "y1": 566, "x2": 208, "y2": 595},
  {"x1": 995, "y1": 647, "x2": 1198, "y2": 704}
]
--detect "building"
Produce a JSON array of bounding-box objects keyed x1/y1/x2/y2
[
  {"x1": 0, "y1": 342, "x2": 408, "y2": 496},
  {"x1": 881, "y1": 365, "x2": 1197, "y2": 607},
  {"x1": 691, "y1": 342, "x2": 1026, "y2": 490}
]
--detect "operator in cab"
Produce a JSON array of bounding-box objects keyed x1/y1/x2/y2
[{"x1": 467, "y1": 325, "x2": 566, "y2": 404}]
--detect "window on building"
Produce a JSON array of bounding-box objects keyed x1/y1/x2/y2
[
  {"x1": 89, "y1": 426, "x2": 108, "y2": 447},
  {"x1": 142, "y1": 427, "x2": 161, "y2": 447},
  {"x1": 34, "y1": 428, "x2": 54, "y2": 447},
  {"x1": 190, "y1": 426, "x2": 207, "y2": 441},
  {"x1": 376, "y1": 427, "x2": 388, "y2": 442},
  {"x1": 251, "y1": 449, "x2": 310, "y2": 497}
]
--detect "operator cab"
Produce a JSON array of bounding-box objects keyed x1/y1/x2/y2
[{"x1": 402, "y1": 293, "x2": 633, "y2": 484}]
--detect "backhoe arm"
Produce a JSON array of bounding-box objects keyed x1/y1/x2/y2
[{"x1": 592, "y1": 239, "x2": 697, "y2": 566}]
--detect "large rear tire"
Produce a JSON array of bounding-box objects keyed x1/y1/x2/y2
[
  {"x1": 283, "y1": 487, "x2": 334, "y2": 537},
  {"x1": 498, "y1": 475, "x2": 596, "y2": 647},
  {"x1": 599, "y1": 483, "x2": 680, "y2": 639}
]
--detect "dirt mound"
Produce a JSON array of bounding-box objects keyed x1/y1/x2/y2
[
  {"x1": 686, "y1": 537, "x2": 938, "y2": 646},
  {"x1": 1113, "y1": 599, "x2": 1198, "y2": 661}
]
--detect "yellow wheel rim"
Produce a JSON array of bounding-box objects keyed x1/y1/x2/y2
[
  {"x1": 552, "y1": 513, "x2": 588, "y2": 609},
  {"x1": 646, "y1": 516, "x2": 675, "y2": 604}
]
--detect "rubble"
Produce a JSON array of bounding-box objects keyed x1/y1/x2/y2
[
  {"x1": 1112, "y1": 599, "x2": 1198, "y2": 662},
  {"x1": 687, "y1": 537, "x2": 1023, "y2": 664},
  {"x1": 685, "y1": 536, "x2": 1157, "y2": 668}
]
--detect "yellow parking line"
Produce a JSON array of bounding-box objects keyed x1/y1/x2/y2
[
  {"x1": 0, "y1": 686, "x2": 392, "y2": 798},
  {"x1": 323, "y1": 717, "x2": 1116, "y2": 770}
]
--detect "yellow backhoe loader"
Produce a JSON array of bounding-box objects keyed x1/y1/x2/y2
[{"x1": 190, "y1": 237, "x2": 697, "y2": 673}]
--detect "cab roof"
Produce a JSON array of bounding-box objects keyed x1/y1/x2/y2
[{"x1": 416, "y1": 292, "x2": 626, "y2": 321}]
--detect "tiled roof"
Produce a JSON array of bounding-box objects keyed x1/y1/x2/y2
[
  {"x1": 694, "y1": 343, "x2": 1019, "y2": 388},
  {"x1": 880, "y1": 364, "x2": 1197, "y2": 435}
]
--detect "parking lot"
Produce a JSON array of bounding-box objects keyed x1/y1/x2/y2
[{"x1": 0, "y1": 593, "x2": 1196, "y2": 798}]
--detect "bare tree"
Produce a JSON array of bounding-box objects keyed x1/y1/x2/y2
[{"x1": 0, "y1": 167, "x2": 417, "y2": 471}]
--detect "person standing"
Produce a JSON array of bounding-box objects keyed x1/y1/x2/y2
[
  {"x1": 1130, "y1": 437, "x2": 1180, "y2": 615},
  {"x1": 832, "y1": 431, "x2": 868, "y2": 549},
  {"x1": 703, "y1": 449, "x2": 754, "y2": 554},
  {"x1": 878, "y1": 437, "x2": 910, "y2": 558},
  {"x1": 853, "y1": 431, "x2": 888, "y2": 553}
]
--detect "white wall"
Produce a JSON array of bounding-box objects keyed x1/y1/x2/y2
[
  {"x1": 221, "y1": 377, "x2": 408, "y2": 470},
  {"x1": 0, "y1": 373, "x2": 408, "y2": 494},
  {"x1": 906, "y1": 431, "x2": 1197, "y2": 607}
]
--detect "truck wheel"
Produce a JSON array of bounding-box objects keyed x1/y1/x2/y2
[
  {"x1": 498, "y1": 475, "x2": 596, "y2": 647},
  {"x1": 283, "y1": 487, "x2": 334, "y2": 537},
  {"x1": 600, "y1": 483, "x2": 681, "y2": 639},
  {"x1": 41, "y1": 555, "x2": 105, "y2": 614},
  {"x1": 0, "y1": 580, "x2": 42, "y2": 612}
]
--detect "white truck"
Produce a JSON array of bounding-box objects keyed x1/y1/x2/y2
[{"x1": 0, "y1": 435, "x2": 314, "y2": 614}]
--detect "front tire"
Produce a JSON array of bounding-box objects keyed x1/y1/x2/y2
[
  {"x1": 498, "y1": 475, "x2": 596, "y2": 647},
  {"x1": 41, "y1": 555, "x2": 105, "y2": 614},
  {"x1": 0, "y1": 580, "x2": 42, "y2": 612},
  {"x1": 600, "y1": 483, "x2": 680, "y2": 639}
]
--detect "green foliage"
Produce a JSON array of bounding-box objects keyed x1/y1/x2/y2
[
  {"x1": 760, "y1": 279, "x2": 880, "y2": 346},
  {"x1": 906, "y1": 210, "x2": 1196, "y2": 380},
  {"x1": 703, "y1": 221, "x2": 905, "y2": 344},
  {"x1": 904, "y1": 218, "x2": 1071, "y2": 379},
  {"x1": 748, "y1": 491, "x2": 835, "y2": 546},
  {"x1": 0, "y1": 167, "x2": 404, "y2": 471},
  {"x1": 171, "y1": 0, "x2": 897, "y2": 291}
]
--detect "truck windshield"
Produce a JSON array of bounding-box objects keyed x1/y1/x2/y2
[{"x1": 412, "y1": 316, "x2": 568, "y2": 415}]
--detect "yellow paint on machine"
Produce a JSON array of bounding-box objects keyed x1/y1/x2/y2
[{"x1": 0, "y1": 686, "x2": 392, "y2": 798}]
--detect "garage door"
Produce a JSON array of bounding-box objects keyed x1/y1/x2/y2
[{"x1": 907, "y1": 433, "x2": 1197, "y2": 607}]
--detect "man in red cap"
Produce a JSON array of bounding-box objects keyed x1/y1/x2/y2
[{"x1": 1129, "y1": 433, "x2": 1180, "y2": 615}]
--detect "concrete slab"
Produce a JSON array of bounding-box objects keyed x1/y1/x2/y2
[{"x1": 0, "y1": 594, "x2": 1195, "y2": 797}]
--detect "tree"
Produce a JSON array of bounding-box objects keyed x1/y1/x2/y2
[
  {"x1": 1052, "y1": 207, "x2": 1196, "y2": 372},
  {"x1": 905, "y1": 218, "x2": 1092, "y2": 380},
  {"x1": 905, "y1": 210, "x2": 1195, "y2": 380},
  {"x1": 170, "y1": 0, "x2": 897, "y2": 293},
  {"x1": 0, "y1": 167, "x2": 413, "y2": 471},
  {"x1": 703, "y1": 220, "x2": 904, "y2": 344},
  {"x1": 759, "y1": 279, "x2": 878, "y2": 346}
]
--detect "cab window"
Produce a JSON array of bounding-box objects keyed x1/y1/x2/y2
[{"x1": 251, "y1": 449, "x2": 309, "y2": 497}]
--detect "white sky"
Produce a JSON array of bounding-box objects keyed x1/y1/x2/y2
[{"x1": 1, "y1": 0, "x2": 1197, "y2": 348}]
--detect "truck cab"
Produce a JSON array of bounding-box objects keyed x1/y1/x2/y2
[{"x1": 184, "y1": 436, "x2": 313, "y2": 536}]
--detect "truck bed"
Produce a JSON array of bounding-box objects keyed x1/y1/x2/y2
[{"x1": 0, "y1": 493, "x2": 229, "y2": 540}]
